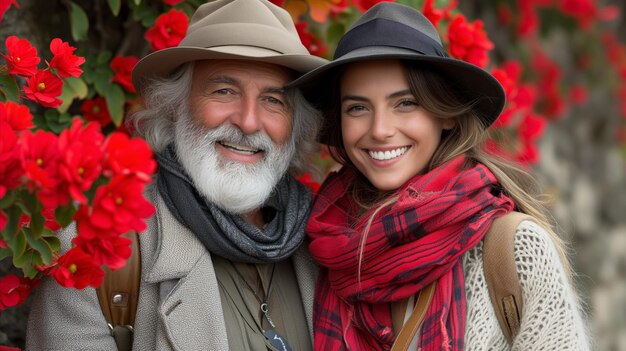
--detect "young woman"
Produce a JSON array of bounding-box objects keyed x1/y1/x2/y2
[{"x1": 289, "y1": 3, "x2": 590, "y2": 351}]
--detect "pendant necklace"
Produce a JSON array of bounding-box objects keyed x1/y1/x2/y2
[{"x1": 231, "y1": 262, "x2": 293, "y2": 351}]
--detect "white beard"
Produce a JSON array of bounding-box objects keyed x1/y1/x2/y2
[{"x1": 174, "y1": 109, "x2": 295, "y2": 214}]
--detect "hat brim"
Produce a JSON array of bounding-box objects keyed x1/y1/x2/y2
[
  {"x1": 287, "y1": 47, "x2": 506, "y2": 143},
  {"x1": 132, "y1": 45, "x2": 329, "y2": 94}
]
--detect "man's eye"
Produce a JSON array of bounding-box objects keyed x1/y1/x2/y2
[
  {"x1": 215, "y1": 88, "x2": 234, "y2": 95},
  {"x1": 264, "y1": 96, "x2": 284, "y2": 105}
]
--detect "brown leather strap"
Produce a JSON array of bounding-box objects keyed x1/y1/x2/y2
[
  {"x1": 483, "y1": 211, "x2": 534, "y2": 343},
  {"x1": 96, "y1": 231, "x2": 141, "y2": 348},
  {"x1": 390, "y1": 281, "x2": 436, "y2": 351}
]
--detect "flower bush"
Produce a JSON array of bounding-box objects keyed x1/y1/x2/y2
[{"x1": 0, "y1": 0, "x2": 624, "y2": 332}]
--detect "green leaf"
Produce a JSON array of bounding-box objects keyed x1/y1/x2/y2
[
  {"x1": 29, "y1": 211, "x2": 45, "y2": 239},
  {"x1": 68, "y1": 1, "x2": 89, "y2": 41},
  {"x1": 134, "y1": 0, "x2": 141, "y2": 5},
  {"x1": 325, "y1": 22, "x2": 346, "y2": 47},
  {"x1": 105, "y1": 85, "x2": 125, "y2": 126},
  {"x1": 0, "y1": 74, "x2": 20, "y2": 102},
  {"x1": 107, "y1": 0, "x2": 121, "y2": 16},
  {"x1": 131, "y1": 2, "x2": 157, "y2": 27},
  {"x1": 94, "y1": 71, "x2": 113, "y2": 96},
  {"x1": 0, "y1": 189, "x2": 16, "y2": 209},
  {"x1": 0, "y1": 247, "x2": 12, "y2": 261},
  {"x1": 45, "y1": 110, "x2": 73, "y2": 134},
  {"x1": 41, "y1": 230, "x2": 61, "y2": 254},
  {"x1": 55, "y1": 204, "x2": 77, "y2": 228},
  {"x1": 65, "y1": 77, "x2": 89, "y2": 99},
  {"x1": 13, "y1": 249, "x2": 43, "y2": 279},
  {"x1": 24, "y1": 227, "x2": 54, "y2": 265},
  {"x1": 7, "y1": 227, "x2": 27, "y2": 258},
  {"x1": 96, "y1": 51, "x2": 113, "y2": 66},
  {"x1": 1, "y1": 205, "x2": 22, "y2": 240},
  {"x1": 57, "y1": 77, "x2": 89, "y2": 113}
]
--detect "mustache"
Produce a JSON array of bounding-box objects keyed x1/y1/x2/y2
[{"x1": 196, "y1": 123, "x2": 277, "y2": 153}]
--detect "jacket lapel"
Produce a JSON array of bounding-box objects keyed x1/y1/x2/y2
[{"x1": 145, "y1": 193, "x2": 229, "y2": 351}]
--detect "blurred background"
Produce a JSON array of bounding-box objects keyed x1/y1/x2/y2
[{"x1": 1, "y1": 0, "x2": 625, "y2": 349}]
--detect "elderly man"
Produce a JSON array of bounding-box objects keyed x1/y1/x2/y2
[{"x1": 25, "y1": 0, "x2": 327, "y2": 350}]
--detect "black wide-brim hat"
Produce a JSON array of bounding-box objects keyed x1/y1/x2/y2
[{"x1": 287, "y1": 2, "x2": 506, "y2": 145}]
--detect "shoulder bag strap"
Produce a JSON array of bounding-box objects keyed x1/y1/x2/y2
[
  {"x1": 483, "y1": 211, "x2": 534, "y2": 343},
  {"x1": 96, "y1": 230, "x2": 141, "y2": 351},
  {"x1": 390, "y1": 281, "x2": 437, "y2": 351}
]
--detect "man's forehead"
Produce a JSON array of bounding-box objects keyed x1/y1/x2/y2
[{"x1": 192, "y1": 59, "x2": 295, "y2": 86}]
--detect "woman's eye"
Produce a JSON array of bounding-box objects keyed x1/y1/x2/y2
[
  {"x1": 346, "y1": 105, "x2": 367, "y2": 113},
  {"x1": 397, "y1": 99, "x2": 418, "y2": 108}
]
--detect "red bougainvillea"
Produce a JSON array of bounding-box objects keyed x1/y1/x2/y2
[
  {"x1": 110, "y1": 55, "x2": 139, "y2": 93},
  {"x1": 51, "y1": 247, "x2": 105, "y2": 289},
  {"x1": 48, "y1": 38, "x2": 85, "y2": 78},
  {"x1": 23, "y1": 69, "x2": 63, "y2": 108},
  {"x1": 81, "y1": 97, "x2": 113, "y2": 127},
  {"x1": 446, "y1": 14, "x2": 493, "y2": 68},
  {"x1": 144, "y1": 9, "x2": 189, "y2": 51},
  {"x1": 0, "y1": 35, "x2": 40, "y2": 77}
]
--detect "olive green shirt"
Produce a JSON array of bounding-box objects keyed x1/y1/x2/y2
[{"x1": 213, "y1": 256, "x2": 312, "y2": 351}]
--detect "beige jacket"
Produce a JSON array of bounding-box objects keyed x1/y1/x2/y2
[{"x1": 25, "y1": 186, "x2": 318, "y2": 351}]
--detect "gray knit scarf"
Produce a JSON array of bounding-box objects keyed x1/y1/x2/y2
[{"x1": 156, "y1": 146, "x2": 311, "y2": 263}]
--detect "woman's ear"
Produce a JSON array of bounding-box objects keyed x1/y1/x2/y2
[{"x1": 442, "y1": 118, "x2": 455, "y2": 130}]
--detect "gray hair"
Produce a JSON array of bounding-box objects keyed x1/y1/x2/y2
[{"x1": 127, "y1": 62, "x2": 322, "y2": 176}]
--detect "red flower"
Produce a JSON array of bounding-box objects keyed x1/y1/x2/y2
[
  {"x1": 80, "y1": 96, "x2": 112, "y2": 127},
  {"x1": 295, "y1": 22, "x2": 327, "y2": 57},
  {"x1": 162, "y1": 0, "x2": 183, "y2": 4},
  {"x1": 104, "y1": 132, "x2": 156, "y2": 182},
  {"x1": 0, "y1": 0, "x2": 18, "y2": 25},
  {"x1": 48, "y1": 38, "x2": 85, "y2": 78},
  {"x1": 57, "y1": 119, "x2": 105, "y2": 204},
  {"x1": 145, "y1": 9, "x2": 189, "y2": 51},
  {"x1": 421, "y1": 0, "x2": 457, "y2": 28},
  {"x1": 73, "y1": 175, "x2": 154, "y2": 268},
  {"x1": 72, "y1": 232, "x2": 133, "y2": 270},
  {"x1": 1, "y1": 36, "x2": 40, "y2": 77},
  {"x1": 0, "y1": 121, "x2": 23, "y2": 199},
  {"x1": 569, "y1": 84, "x2": 588, "y2": 104},
  {"x1": 0, "y1": 101, "x2": 34, "y2": 131},
  {"x1": 19, "y1": 129, "x2": 64, "y2": 208},
  {"x1": 446, "y1": 14, "x2": 493, "y2": 68},
  {"x1": 23, "y1": 69, "x2": 63, "y2": 108},
  {"x1": 0, "y1": 274, "x2": 32, "y2": 310},
  {"x1": 297, "y1": 173, "x2": 321, "y2": 195},
  {"x1": 0, "y1": 211, "x2": 6, "y2": 232},
  {"x1": 85, "y1": 175, "x2": 155, "y2": 235},
  {"x1": 110, "y1": 55, "x2": 139, "y2": 93},
  {"x1": 352, "y1": 0, "x2": 395, "y2": 13},
  {"x1": 51, "y1": 247, "x2": 105, "y2": 289}
]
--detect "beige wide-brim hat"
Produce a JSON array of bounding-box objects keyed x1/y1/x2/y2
[
  {"x1": 288, "y1": 2, "x2": 506, "y2": 145},
  {"x1": 132, "y1": 0, "x2": 328, "y2": 94}
]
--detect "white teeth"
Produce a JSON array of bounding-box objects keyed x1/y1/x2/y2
[
  {"x1": 368, "y1": 147, "x2": 408, "y2": 161},
  {"x1": 218, "y1": 141, "x2": 260, "y2": 154}
]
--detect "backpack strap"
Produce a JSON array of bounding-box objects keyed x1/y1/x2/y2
[
  {"x1": 483, "y1": 211, "x2": 534, "y2": 344},
  {"x1": 96, "y1": 231, "x2": 141, "y2": 351},
  {"x1": 390, "y1": 281, "x2": 436, "y2": 351}
]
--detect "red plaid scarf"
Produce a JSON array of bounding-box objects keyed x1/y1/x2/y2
[{"x1": 307, "y1": 157, "x2": 515, "y2": 351}]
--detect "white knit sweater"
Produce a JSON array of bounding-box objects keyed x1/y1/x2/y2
[{"x1": 461, "y1": 220, "x2": 590, "y2": 350}]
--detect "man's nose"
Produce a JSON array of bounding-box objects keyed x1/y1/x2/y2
[{"x1": 231, "y1": 96, "x2": 261, "y2": 134}]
